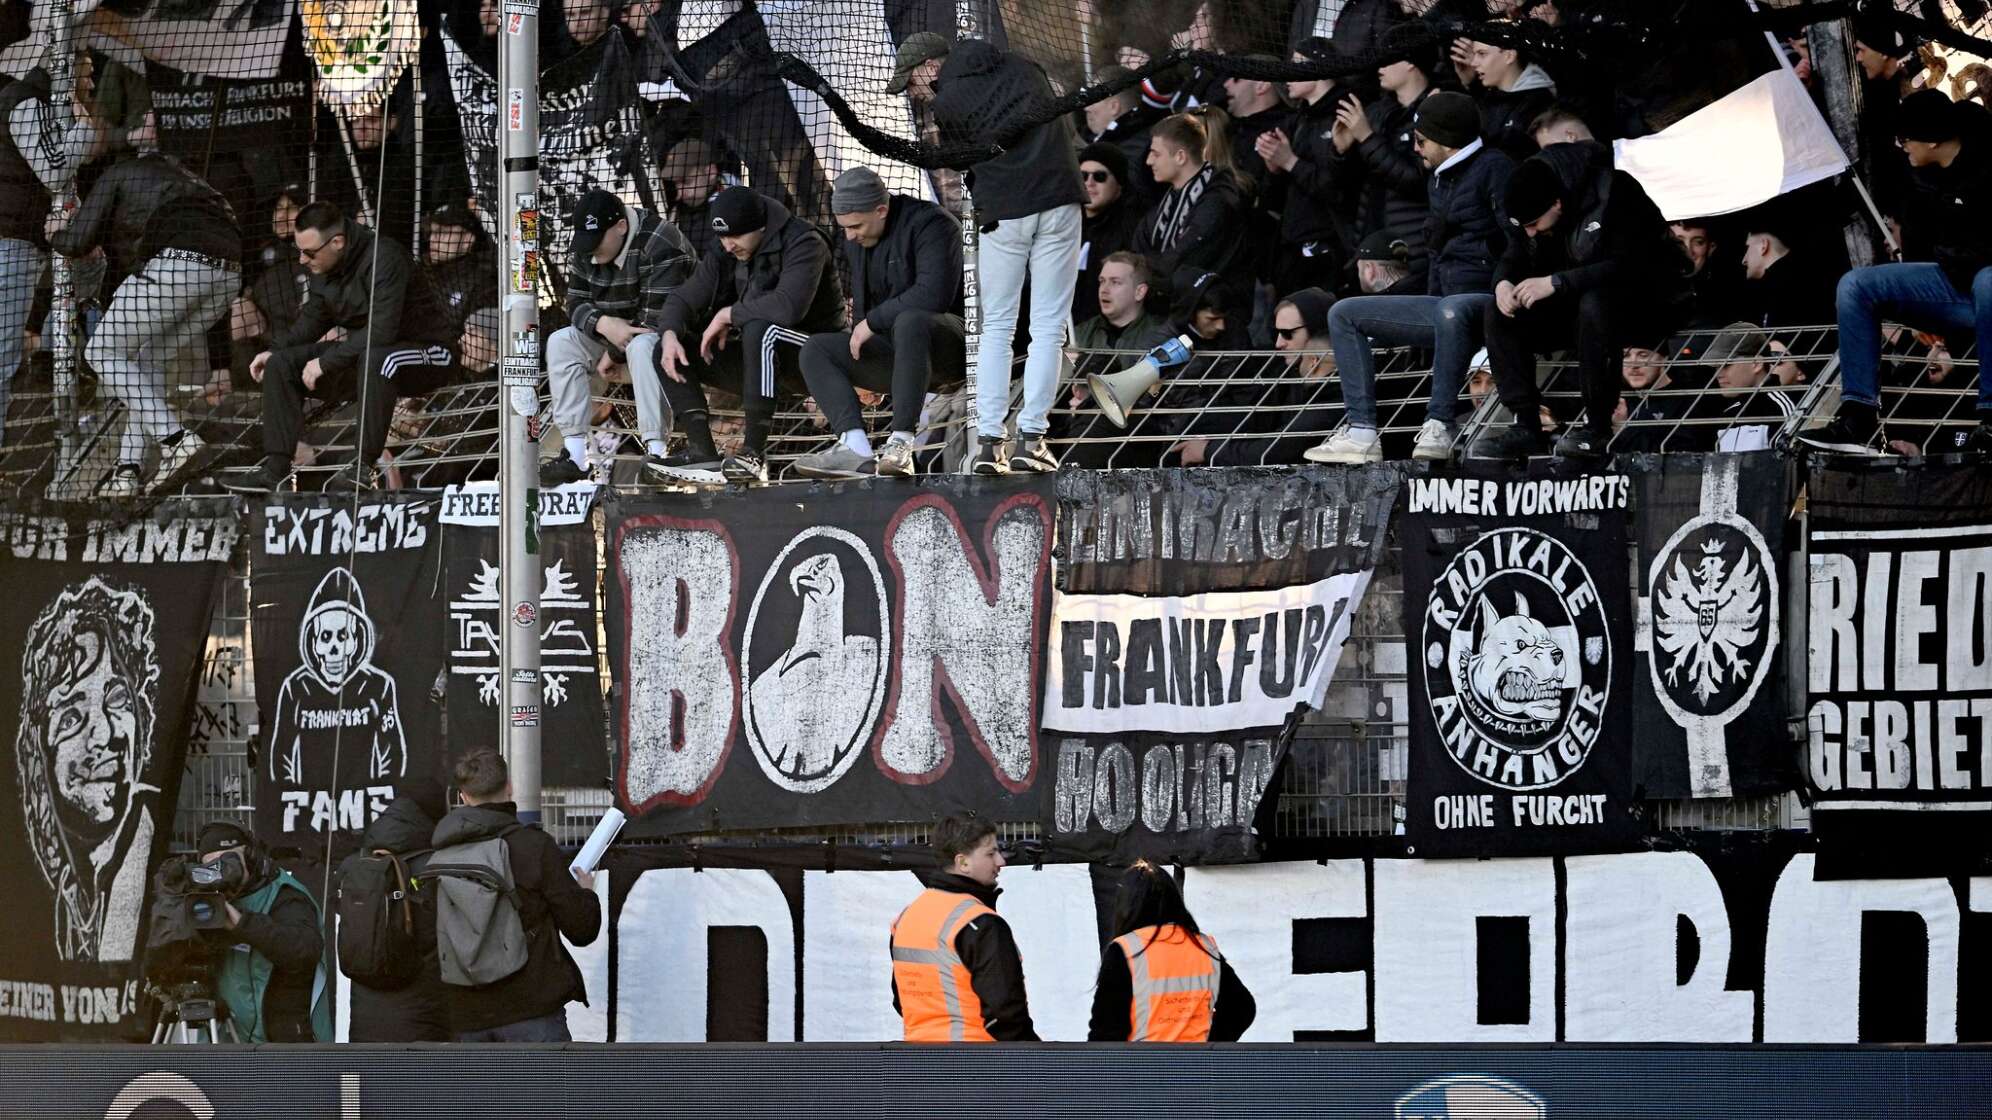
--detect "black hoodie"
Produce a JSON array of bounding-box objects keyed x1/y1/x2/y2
[
  {"x1": 931, "y1": 39, "x2": 1085, "y2": 222},
  {"x1": 335, "y1": 795, "x2": 451, "y2": 1041},
  {"x1": 1495, "y1": 140, "x2": 1681, "y2": 313},
  {"x1": 660, "y1": 196, "x2": 846, "y2": 336},
  {"x1": 270, "y1": 220, "x2": 458, "y2": 377},
  {"x1": 889, "y1": 869, "x2": 1037, "y2": 1041},
  {"x1": 431, "y1": 801, "x2": 601, "y2": 1034}
]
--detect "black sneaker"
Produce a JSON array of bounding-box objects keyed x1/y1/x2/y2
[
  {"x1": 539, "y1": 450, "x2": 588, "y2": 486},
  {"x1": 1552, "y1": 426, "x2": 1610, "y2": 464},
  {"x1": 970, "y1": 437, "x2": 1009, "y2": 476},
  {"x1": 322, "y1": 462, "x2": 381, "y2": 493},
  {"x1": 1796, "y1": 407, "x2": 1883, "y2": 456},
  {"x1": 721, "y1": 450, "x2": 767, "y2": 483},
  {"x1": 1009, "y1": 434, "x2": 1058, "y2": 473},
  {"x1": 1469, "y1": 424, "x2": 1546, "y2": 463},
  {"x1": 222, "y1": 458, "x2": 294, "y2": 495},
  {"x1": 643, "y1": 441, "x2": 723, "y2": 482}
]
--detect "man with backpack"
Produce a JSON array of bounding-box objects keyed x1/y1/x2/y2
[
  {"x1": 430, "y1": 749, "x2": 601, "y2": 1042},
  {"x1": 334, "y1": 779, "x2": 451, "y2": 1042}
]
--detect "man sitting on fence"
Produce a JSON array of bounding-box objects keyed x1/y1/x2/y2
[
  {"x1": 227, "y1": 201, "x2": 460, "y2": 493},
  {"x1": 793, "y1": 167, "x2": 963, "y2": 480},
  {"x1": 655, "y1": 186, "x2": 846, "y2": 482}
]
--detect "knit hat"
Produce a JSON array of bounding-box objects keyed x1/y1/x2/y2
[
  {"x1": 1078, "y1": 141, "x2": 1131, "y2": 188},
  {"x1": 1354, "y1": 231, "x2": 1412, "y2": 264},
  {"x1": 1281, "y1": 286, "x2": 1335, "y2": 335},
  {"x1": 1851, "y1": 11, "x2": 1908, "y2": 56},
  {"x1": 709, "y1": 186, "x2": 769, "y2": 236},
  {"x1": 830, "y1": 166, "x2": 889, "y2": 214},
  {"x1": 569, "y1": 189, "x2": 626, "y2": 257},
  {"x1": 1295, "y1": 36, "x2": 1339, "y2": 66},
  {"x1": 887, "y1": 31, "x2": 951, "y2": 93},
  {"x1": 1380, "y1": 21, "x2": 1438, "y2": 76},
  {"x1": 1414, "y1": 90, "x2": 1479, "y2": 150},
  {"x1": 1503, "y1": 157, "x2": 1566, "y2": 227},
  {"x1": 1896, "y1": 89, "x2": 1961, "y2": 143}
]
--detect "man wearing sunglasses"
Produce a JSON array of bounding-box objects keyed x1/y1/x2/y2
[
  {"x1": 229, "y1": 200, "x2": 459, "y2": 492},
  {"x1": 1074, "y1": 143, "x2": 1142, "y2": 326}
]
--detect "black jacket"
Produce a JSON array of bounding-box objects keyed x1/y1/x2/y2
[
  {"x1": 1291, "y1": 0, "x2": 1404, "y2": 66},
  {"x1": 1333, "y1": 87, "x2": 1434, "y2": 284},
  {"x1": 1133, "y1": 165, "x2": 1252, "y2": 305},
  {"x1": 432, "y1": 802, "x2": 601, "y2": 1034},
  {"x1": 1750, "y1": 252, "x2": 1837, "y2": 331},
  {"x1": 206, "y1": 861, "x2": 324, "y2": 1044},
  {"x1": 1086, "y1": 936, "x2": 1257, "y2": 1041},
  {"x1": 1495, "y1": 141, "x2": 1680, "y2": 312},
  {"x1": 431, "y1": 240, "x2": 500, "y2": 334},
  {"x1": 1901, "y1": 122, "x2": 1992, "y2": 296},
  {"x1": 932, "y1": 39, "x2": 1085, "y2": 222},
  {"x1": 335, "y1": 796, "x2": 450, "y2": 1042},
  {"x1": 0, "y1": 68, "x2": 52, "y2": 245},
  {"x1": 1425, "y1": 141, "x2": 1514, "y2": 297},
  {"x1": 1075, "y1": 198, "x2": 1142, "y2": 324},
  {"x1": 1277, "y1": 95, "x2": 1354, "y2": 265},
  {"x1": 661, "y1": 196, "x2": 846, "y2": 335},
  {"x1": 272, "y1": 221, "x2": 458, "y2": 375},
  {"x1": 890, "y1": 870, "x2": 1037, "y2": 1041},
  {"x1": 49, "y1": 150, "x2": 240, "y2": 282},
  {"x1": 1475, "y1": 69, "x2": 1559, "y2": 165},
  {"x1": 847, "y1": 194, "x2": 962, "y2": 331}
]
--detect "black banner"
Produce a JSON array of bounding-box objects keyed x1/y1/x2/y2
[
  {"x1": 440, "y1": 484, "x2": 607, "y2": 788},
  {"x1": 1400, "y1": 468, "x2": 1641, "y2": 857},
  {"x1": 249, "y1": 496, "x2": 445, "y2": 863},
  {"x1": 605, "y1": 477, "x2": 1057, "y2": 837},
  {"x1": 1631, "y1": 453, "x2": 1794, "y2": 799},
  {"x1": 0, "y1": 501, "x2": 233, "y2": 1039},
  {"x1": 1042, "y1": 468, "x2": 1397, "y2": 863},
  {"x1": 1805, "y1": 462, "x2": 1992, "y2": 877}
]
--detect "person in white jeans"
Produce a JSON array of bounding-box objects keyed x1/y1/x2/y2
[
  {"x1": 85, "y1": 251, "x2": 237, "y2": 490},
  {"x1": 974, "y1": 204, "x2": 1084, "y2": 463}
]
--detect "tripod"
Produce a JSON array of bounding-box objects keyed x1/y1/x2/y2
[{"x1": 149, "y1": 981, "x2": 238, "y2": 1044}]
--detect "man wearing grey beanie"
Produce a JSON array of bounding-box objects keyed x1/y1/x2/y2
[{"x1": 793, "y1": 166, "x2": 965, "y2": 479}]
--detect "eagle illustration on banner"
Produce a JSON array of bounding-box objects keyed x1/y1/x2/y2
[{"x1": 1653, "y1": 539, "x2": 1765, "y2": 705}]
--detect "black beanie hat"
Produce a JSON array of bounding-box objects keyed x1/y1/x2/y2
[
  {"x1": 1281, "y1": 287, "x2": 1335, "y2": 335},
  {"x1": 1078, "y1": 141, "x2": 1131, "y2": 188},
  {"x1": 1504, "y1": 158, "x2": 1565, "y2": 227},
  {"x1": 196, "y1": 822, "x2": 253, "y2": 853},
  {"x1": 1414, "y1": 91, "x2": 1480, "y2": 150},
  {"x1": 1896, "y1": 89, "x2": 1961, "y2": 143},
  {"x1": 1380, "y1": 22, "x2": 1438, "y2": 76},
  {"x1": 709, "y1": 186, "x2": 769, "y2": 237},
  {"x1": 1851, "y1": 11, "x2": 1908, "y2": 56}
]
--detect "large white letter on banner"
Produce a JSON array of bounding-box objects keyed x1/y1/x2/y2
[
  {"x1": 1563, "y1": 852, "x2": 1751, "y2": 1041},
  {"x1": 615, "y1": 869, "x2": 795, "y2": 1042},
  {"x1": 620, "y1": 524, "x2": 739, "y2": 806},
  {"x1": 1186, "y1": 861, "x2": 1369, "y2": 1039},
  {"x1": 1373, "y1": 859, "x2": 1557, "y2": 1042}
]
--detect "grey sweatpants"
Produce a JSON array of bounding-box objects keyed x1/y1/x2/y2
[
  {"x1": 85, "y1": 253, "x2": 237, "y2": 463},
  {"x1": 546, "y1": 325, "x2": 670, "y2": 447}
]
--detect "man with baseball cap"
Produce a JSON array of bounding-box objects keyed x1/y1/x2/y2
[
  {"x1": 1472, "y1": 134, "x2": 1680, "y2": 465},
  {"x1": 793, "y1": 166, "x2": 963, "y2": 479},
  {"x1": 543, "y1": 188, "x2": 695, "y2": 484},
  {"x1": 1802, "y1": 92, "x2": 1992, "y2": 456},
  {"x1": 656, "y1": 185, "x2": 845, "y2": 481},
  {"x1": 1306, "y1": 90, "x2": 1510, "y2": 465}
]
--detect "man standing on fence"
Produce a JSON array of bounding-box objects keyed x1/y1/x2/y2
[
  {"x1": 227, "y1": 201, "x2": 459, "y2": 493},
  {"x1": 542, "y1": 189, "x2": 695, "y2": 485},
  {"x1": 793, "y1": 166, "x2": 963, "y2": 479},
  {"x1": 904, "y1": 35, "x2": 1085, "y2": 475},
  {"x1": 889, "y1": 816, "x2": 1036, "y2": 1042},
  {"x1": 655, "y1": 186, "x2": 845, "y2": 483},
  {"x1": 47, "y1": 110, "x2": 239, "y2": 496}
]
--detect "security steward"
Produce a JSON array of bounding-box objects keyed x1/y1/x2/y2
[
  {"x1": 889, "y1": 816, "x2": 1036, "y2": 1042},
  {"x1": 1087, "y1": 860, "x2": 1255, "y2": 1042}
]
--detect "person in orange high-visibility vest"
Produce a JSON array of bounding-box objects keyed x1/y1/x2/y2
[
  {"x1": 890, "y1": 816, "x2": 1038, "y2": 1042},
  {"x1": 1087, "y1": 860, "x2": 1255, "y2": 1042}
]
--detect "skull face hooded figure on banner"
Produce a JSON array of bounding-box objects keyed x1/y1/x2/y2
[{"x1": 269, "y1": 566, "x2": 408, "y2": 788}]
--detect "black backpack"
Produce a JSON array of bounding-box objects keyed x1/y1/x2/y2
[{"x1": 336, "y1": 847, "x2": 430, "y2": 990}]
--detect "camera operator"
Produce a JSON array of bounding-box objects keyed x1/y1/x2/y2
[{"x1": 190, "y1": 822, "x2": 330, "y2": 1042}]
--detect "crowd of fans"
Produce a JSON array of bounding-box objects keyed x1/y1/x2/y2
[{"x1": 0, "y1": 0, "x2": 1988, "y2": 493}]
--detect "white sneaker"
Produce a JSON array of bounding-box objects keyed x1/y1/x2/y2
[
  {"x1": 1303, "y1": 426, "x2": 1382, "y2": 464},
  {"x1": 149, "y1": 432, "x2": 206, "y2": 492},
  {"x1": 1411, "y1": 419, "x2": 1456, "y2": 462},
  {"x1": 101, "y1": 466, "x2": 141, "y2": 498}
]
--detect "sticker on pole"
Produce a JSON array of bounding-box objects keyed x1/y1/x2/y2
[
  {"x1": 502, "y1": 358, "x2": 538, "y2": 387},
  {"x1": 507, "y1": 88, "x2": 525, "y2": 131},
  {"x1": 509, "y1": 385, "x2": 539, "y2": 418},
  {"x1": 510, "y1": 704, "x2": 540, "y2": 727},
  {"x1": 511, "y1": 669, "x2": 538, "y2": 684},
  {"x1": 513, "y1": 602, "x2": 538, "y2": 627}
]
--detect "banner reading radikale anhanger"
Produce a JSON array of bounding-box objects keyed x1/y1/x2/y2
[
  {"x1": 0, "y1": 500, "x2": 234, "y2": 1040},
  {"x1": 1043, "y1": 467, "x2": 1398, "y2": 862},
  {"x1": 1401, "y1": 468, "x2": 1641, "y2": 857},
  {"x1": 1806, "y1": 461, "x2": 1992, "y2": 878},
  {"x1": 605, "y1": 478, "x2": 1056, "y2": 837}
]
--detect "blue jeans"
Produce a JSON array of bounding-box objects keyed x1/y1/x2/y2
[
  {"x1": 1836, "y1": 262, "x2": 1992, "y2": 411},
  {"x1": 1326, "y1": 292, "x2": 1492, "y2": 429},
  {"x1": 454, "y1": 1010, "x2": 571, "y2": 1043}
]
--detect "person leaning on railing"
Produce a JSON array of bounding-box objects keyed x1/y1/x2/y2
[{"x1": 1799, "y1": 91, "x2": 1992, "y2": 458}]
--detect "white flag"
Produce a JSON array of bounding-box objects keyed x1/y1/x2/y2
[{"x1": 1613, "y1": 65, "x2": 1848, "y2": 221}]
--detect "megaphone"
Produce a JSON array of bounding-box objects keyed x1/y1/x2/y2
[{"x1": 1085, "y1": 333, "x2": 1197, "y2": 429}]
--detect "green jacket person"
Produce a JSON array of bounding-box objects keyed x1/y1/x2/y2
[{"x1": 195, "y1": 823, "x2": 331, "y2": 1042}]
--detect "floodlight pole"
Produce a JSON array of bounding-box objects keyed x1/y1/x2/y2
[{"x1": 496, "y1": 0, "x2": 544, "y2": 824}]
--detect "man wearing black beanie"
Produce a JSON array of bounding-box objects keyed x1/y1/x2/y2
[
  {"x1": 1075, "y1": 141, "x2": 1142, "y2": 324},
  {"x1": 1802, "y1": 93, "x2": 1992, "y2": 457},
  {"x1": 1475, "y1": 138, "x2": 1681, "y2": 464},
  {"x1": 656, "y1": 185, "x2": 846, "y2": 481}
]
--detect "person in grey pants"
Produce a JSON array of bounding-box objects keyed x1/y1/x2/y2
[{"x1": 541, "y1": 189, "x2": 694, "y2": 485}]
